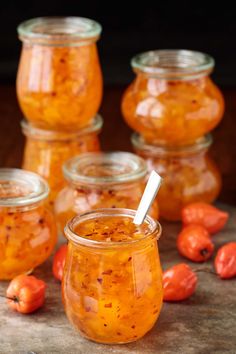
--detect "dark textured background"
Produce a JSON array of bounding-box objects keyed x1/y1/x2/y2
[{"x1": 0, "y1": 1, "x2": 235, "y2": 86}]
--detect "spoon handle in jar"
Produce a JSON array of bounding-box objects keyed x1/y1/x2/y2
[{"x1": 133, "y1": 170, "x2": 162, "y2": 225}]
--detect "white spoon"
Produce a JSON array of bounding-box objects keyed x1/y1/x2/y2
[{"x1": 133, "y1": 170, "x2": 162, "y2": 225}]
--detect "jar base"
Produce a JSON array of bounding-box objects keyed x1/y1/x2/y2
[{"x1": 76, "y1": 330, "x2": 145, "y2": 345}]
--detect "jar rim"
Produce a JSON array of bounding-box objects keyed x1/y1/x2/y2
[
  {"x1": 65, "y1": 208, "x2": 161, "y2": 248},
  {"x1": 21, "y1": 114, "x2": 103, "y2": 141},
  {"x1": 0, "y1": 168, "x2": 49, "y2": 207},
  {"x1": 131, "y1": 50, "x2": 214, "y2": 80},
  {"x1": 131, "y1": 133, "x2": 213, "y2": 157},
  {"x1": 17, "y1": 17, "x2": 102, "y2": 45},
  {"x1": 63, "y1": 152, "x2": 147, "y2": 186}
]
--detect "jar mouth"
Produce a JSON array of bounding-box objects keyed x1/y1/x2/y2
[
  {"x1": 0, "y1": 168, "x2": 49, "y2": 207},
  {"x1": 131, "y1": 50, "x2": 214, "y2": 80},
  {"x1": 131, "y1": 133, "x2": 213, "y2": 157},
  {"x1": 21, "y1": 114, "x2": 103, "y2": 141},
  {"x1": 63, "y1": 152, "x2": 147, "y2": 186},
  {"x1": 17, "y1": 17, "x2": 102, "y2": 46},
  {"x1": 65, "y1": 208, "x2": 161, "y2": 248}
]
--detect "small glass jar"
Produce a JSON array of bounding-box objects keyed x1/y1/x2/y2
[
  {"x1": 17, "y1": 17, "x2": 103, "y2": 131},
  {"x1": 62, "y1": 208, "x2": 163, "y2": 343},
  {"x1": 122, "y1": 50, "x2": 224, "y2": 145},
  {"x1": 55, "y1": 152, "x2": 158, "y2": 230},
  {"x1": 0, "y1": 168, "x2": 57, "y2": 280},
  {"x1": 22, "y1": 114, "x2": 102, "y2": 209},
  {"x1": 55, "y1": 152, "x2": 159, "y2": 233},
  {"x1": 132, "y1": 133, "x2": 222, "y2": 221}
]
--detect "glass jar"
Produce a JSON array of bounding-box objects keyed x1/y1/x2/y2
[
  {"x1": 132, "y1": 133, "x2": 222, "y2": 221},
  {"x1": 55, "y1": 152, "x2": 159, "y2": 232},
  {"x1": 22, "y1": 114, "x2": 102, "y2": 209},
  {"x1": 122, "y1": 50, "x2": 224, "y2": 145},
  {"x1": 0, "y1": 168, "x2": 57, "y2": 280},
  {"x1": 62, "y1": 208, "x2": 163, "y2": 343},
  {"x1": 17, "y1": 17, "x2": 103, "y2": 131}
]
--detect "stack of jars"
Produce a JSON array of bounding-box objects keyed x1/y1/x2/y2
[
  {"x1": 16, "y1": 17, "x2": 104, "y2": 208},
  {"x1": 122, "y1": 50, "x2": 225, "y2": 221}
]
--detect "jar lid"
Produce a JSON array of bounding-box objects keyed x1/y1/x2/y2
[
  {"x1": 0, "y1": 168, "x2": 49, "y2": 207},
  {"x1": 131, "y1": 133, "x2": 213, "y2": 157},
  {"x1": 17, "y1": 17, "x2": 102, "y2": 46},
  {"x1": 63, "y1": 152, "x2": 147, "y2": 186},
  {"x1": 131, "y1": 50, "x2": 214, "y2": 80},
  {"x1": 21, "y1": 114, "x2": 103, "y2": 141}
]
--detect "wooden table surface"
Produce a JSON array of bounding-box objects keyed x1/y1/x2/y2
[{"x1": 0, "y1": 85, "x2": 236, "y2": 354}]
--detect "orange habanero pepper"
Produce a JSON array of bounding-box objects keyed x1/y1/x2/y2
[
  {"x1": 6, "y1": 274, "x2": 46, "y2": 314},
  {"x1": 163, "y1": 263, "x2": 197, "y2": 302},
  {"x1": 215, "y1": 242, "x2": 236, "y2": 279},
  {"x1": 182, "y1": 202, "x2": 229, "y2": 234},
  {"x1": 177, "y1": 225, "x2": 214, "y2": 262},
  {"x1": 52, "y1": 244, "x2": 68, "y2": 281}
]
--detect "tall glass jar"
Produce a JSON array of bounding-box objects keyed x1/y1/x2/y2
[
  {"x1": 17, "y1": 17, "x2": 103, "y2": 131},
  {"x1": 22, "y1": 114, "x2": 102, "y2": 209},
  {"x1": 63, "y1": 208, "x2": 163, "y2": 343},
  {"x1": 0, "y1": 168, "x2": 57, "y2": 279},
  {"x1": 132, "y1": 133, "x2": 222, "y2": 221},
  {"x1": 55, "y1": 152, "x2": 159, "y2": 232},
  {"x1": 122, "y1": 50, "x2": 224, "y2": 145}
]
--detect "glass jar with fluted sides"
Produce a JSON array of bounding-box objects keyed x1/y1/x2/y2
[
  {"x1": 22, "y1": 115, "x2": 102, "y2": 209},
  {"x1": 55, "y1": 152, "x2": 159, "y2": 233},
  {"x1": 62, "y1": 208, "x2": 163, "y2": 343},
  {"x1": 132, "y1": 133, "x2": 222, "y2": 221},
  {"x1": 0, "y1": 169, "x2": 57, "y2": 280},
  {"x1": 17, "y1": 17, "x2": 103, "y2": 131},
  {"x1": 122, "y1": 50, "x2": 224, "y2": 145}
]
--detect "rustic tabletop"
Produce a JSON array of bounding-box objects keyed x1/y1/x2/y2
[{"x1": 0, "y1": 85, "x2": 236, "y2": 354}]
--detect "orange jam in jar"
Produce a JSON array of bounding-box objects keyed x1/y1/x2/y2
[
  {"x1": 122, "y1": 50, "x2": 224, "y2": 145},
  {"x1": 62, "y1": 208, "x2": 163, "y2": 343},
  {"x1": 22, "y1": 115, "x2": 102, "y2": 209},
  {"x1": 132, "y1": 133, "x2": 222, "y2": 221},
  {"x1": 17, "y1": 17, "x2": 103, "y2": 131},
  {"x1": 55, "y1": 152, "x2": 159, "y2": 233},
  {"x1": 0, "y1": 169, "x2": 57, "y2": 280}
]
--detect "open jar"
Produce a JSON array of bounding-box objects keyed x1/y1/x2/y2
[
  {"x1": 55, "y1": 152, "x2": 159, "y2": 232},
  {"x1": 132, "y1": 133, "x2": 222, "y2": 221},
  {"x1": 0, "y1": 169, "x2": 57, "y2": 280},
  {"x1": 22, "y1": 114, "x2": 102, "y2": 209},
  {"x1": 62, "y1": 208, "x2": 163, "y2": 343},
  {"x1": 122, "y1": 50, "x2": 224, "y2": 145},
  {"x1": 17, "y1": 17, "x2": 103, "y2": 131}
]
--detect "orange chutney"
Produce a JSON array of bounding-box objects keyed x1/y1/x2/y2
[
  {"x1": 22, "y1": 115, "x2": 102, "y2": 209},
  {"x1": 62, "y1": 208, "x2": 163, "y2": 343},
  {"x1": 55, "y1": 152, "x2": 159, "y2": 233},
  {"x1": 132, "y1": 133, "x2": 222, "y2": 221},
  {"x1": 122, "y1": 50, "x2": 224, "y2": 145},
  {"x1": 17, "y1": 17, "x2": 103, "y2": 131},
  {"x1": 0, "y1": 169, "x2": 57, "y2": 280}
]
